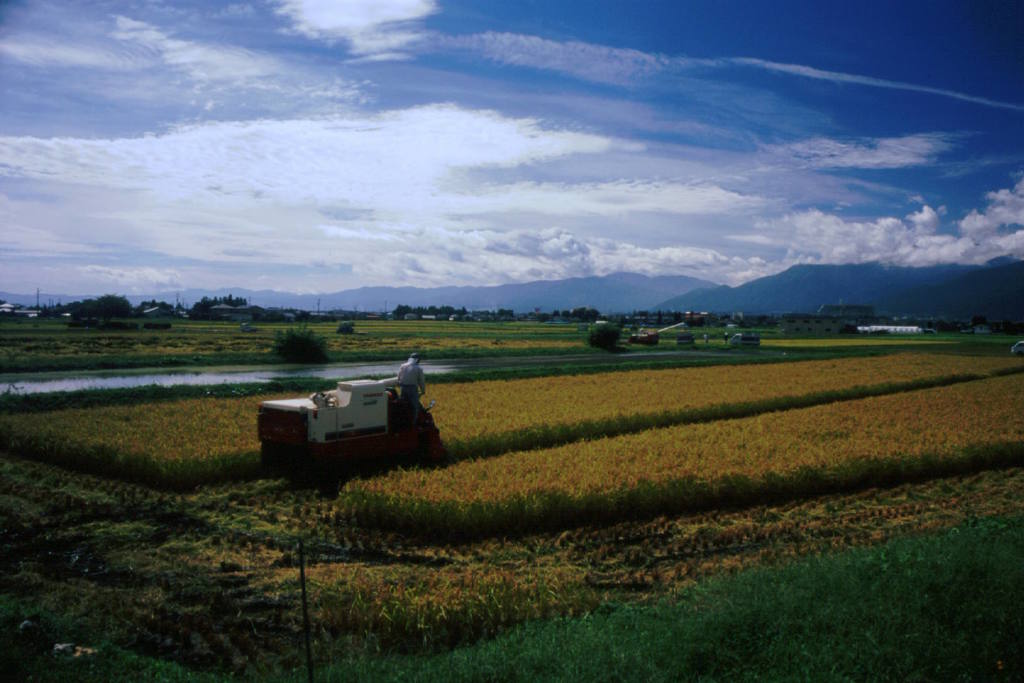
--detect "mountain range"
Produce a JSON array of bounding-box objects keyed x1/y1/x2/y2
[
  {"x1": 4, "y1": 259, "x2": 1021, "y2": 319},
  {"x1": 656, "y1": 259, "x2": 1024, "y2": 320},
  {"x1": 1, "y1": 272, "x2": 715, "y2": 315}
]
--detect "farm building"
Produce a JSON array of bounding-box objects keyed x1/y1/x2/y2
[
  {"x1": 857, "y1": 325, "x2": 923, "y2": 334},
  {"x1": 780, "y1": 315, "x2": 847, "y2": 335},
  {"x1": 210, "y1": 303, "x2": 253, "y2": 322},
  {"x1": 817, "y1": 304, "x2": 875, "y2": 319}
]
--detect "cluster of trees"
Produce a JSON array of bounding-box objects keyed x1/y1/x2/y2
[
  {"x1": 392, "y1": 304, "x2": 469, "y2": 318},
  {"x1": 550, "y1": 307, "x2": 602, "y2": 322},
  {"x1": 187, "y1": 294, "x2": 249, "y2": 320}
]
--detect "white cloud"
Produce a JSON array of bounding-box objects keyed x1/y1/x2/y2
[
  {"x1": 755, "y1": 192, "x2": 1024, "y2": 268},
  {"x1": 335, "y1": 225, "x2": 767, "y2": 287},
  {"x1": 443, "y1": 32, "x2": 687, "y2": 86},
  {"x1": 111, "y1": 16, "x2": 283, "y2": 83},
  {"x1": 959, "y1": 176, "x2": 1024, "y2": 239},
  {"x1": 440, "y1": 32, "x2": 1024, "y2": 111},
  {"x1": 0, "y1": 105, "x2": 611, "y2": 206},
  {"x1": 906, "y1": 204, "x2": 941, "y2": 232},
  {"x1": 443, "y1": 180, "x2": 765, "y2": 218},
  {"x1": 273, "y1": 0, "x2": 437, "y2": 57},
  {"x1": 729, "y1": 58, "x2": 1024, "y2": 112},
  {"x1": 79, "y1": 265, "x2": 184, "y2": 291},
  {"x1": 764, "y1": 134, "x2": 955, "y2": 169},
  {"x1": 0, "y1": 35, "x2": 147, "y2": 70}
]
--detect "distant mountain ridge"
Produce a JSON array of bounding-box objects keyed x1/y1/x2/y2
[
  {"x1": 8, "y1": 261, "x2": 1021, "y2": 319},
  {"x1": 0, "y1": 272, "x2": 716, "y2": 314},
  {"x1": 656, "y1": 260, "x2": 1024, "y2": 320}
]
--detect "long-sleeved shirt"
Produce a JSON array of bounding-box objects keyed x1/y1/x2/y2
[{"x1": 397, "y1": 359, "x2": 425, "y2": 393}]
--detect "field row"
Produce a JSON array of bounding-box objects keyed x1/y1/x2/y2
[
  {"x1": 0, "y1": 320, "x2": 585, "y2": 360},
  {"x1": 430, "y1": 352, "x2": 1021, "y2": 456},
  {"x1": 0, "y1": 353, "x2": 1020, "y2": 489},
  {"x1": 341, "y1": 372, "x2": 1024, "y2": 536}
]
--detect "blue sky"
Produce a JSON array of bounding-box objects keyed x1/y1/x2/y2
[{"x1": 1, "y1": 0, "x2": 1023, "y2": 295}]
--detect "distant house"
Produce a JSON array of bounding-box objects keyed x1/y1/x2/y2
[
  {"x1": 0, "y1": 303, "x2": 15, "y2": 314},
  {"x1": 142, "y1": 306, "x2": 165, "y2": 318},
  {"x1": 210, "y1": 303, "x2": 253, "y2": 322}
]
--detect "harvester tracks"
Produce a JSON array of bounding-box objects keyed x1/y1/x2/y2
[{"x1": 2, "y1": 452, "x2": 1024, "y2": 672}]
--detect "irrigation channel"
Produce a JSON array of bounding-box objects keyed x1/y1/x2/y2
[{"x1": 0, "y1": 349, "x2": 770, "y2": 394}]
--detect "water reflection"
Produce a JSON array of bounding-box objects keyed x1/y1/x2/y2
[{"x1": 1, "y1": 362, "x2": 457, "y2": 395}]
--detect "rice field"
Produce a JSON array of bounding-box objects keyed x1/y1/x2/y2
[
  {"x1": 1, "y1": 353, "x2": 1019, "y2": 488},
  {"x1": 2, "y1": 342, "x2": 1024, "y2": 675},
  {"x1": 342, "y1": 372, "x2": 1024, "y2": 535},
  {"x1": 0, "y1": 319, "x2": 584, "y2": 362}
]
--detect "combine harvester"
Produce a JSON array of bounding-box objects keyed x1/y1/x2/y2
[
  {"x1": 258, "y1": 378, "x2": 446, "y2": 491},
  {"x1": 627, "y1": 321, "x2": 691, "y2": 345}
]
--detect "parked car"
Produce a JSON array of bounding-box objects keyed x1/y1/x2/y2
[{"x1": 1012, "y1": 341, "x2": 1024, "y2": 355}]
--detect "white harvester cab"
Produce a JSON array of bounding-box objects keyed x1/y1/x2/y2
[{"x1": 260, "y1": 378, "x2": 396, "y2": 443}]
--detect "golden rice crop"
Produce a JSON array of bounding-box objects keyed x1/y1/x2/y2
[
  {"x1": 344, "y1": 373, "x2": 1024, "y2": 519},
  {"x1": 0, "y1": 353, "x2": 1018, "y2": 488},
  {"x1": 428, "y1": 353, "x2": 1020, "y2": 447}
]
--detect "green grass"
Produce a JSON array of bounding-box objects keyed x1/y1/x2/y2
[
  {"x1": 312, "y1": 515, "x2": 1024, "y2": 682},
  {"x1": 0, "y1": 594, "x2": 220, "y2": 683},
  {"x1": 7, "y1": 515, "x2": 1020, "y2": 681}
]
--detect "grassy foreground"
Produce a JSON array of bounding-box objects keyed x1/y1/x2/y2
[{"x1": 4, "y1": 515, "x2": 1022, "y2": 682}]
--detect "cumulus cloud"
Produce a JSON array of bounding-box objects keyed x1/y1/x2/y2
[
  {"x1": 905, "y1": 204, "x2": 943, "y2": 232},
  {"x1": 341, "y1": 225, "x2": 767, "y2": 287},
  {"x1": 753, "y1": 182, "x2": 1024, "y2": 268},
  {"x1": 959, "y1": 176, "x2": 1024, "y2": 239},
  {"x1": 273, "y1": 0, "x2": 438, "y2": 58}
]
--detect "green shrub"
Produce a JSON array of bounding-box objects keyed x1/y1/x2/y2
[
  {"x1": 587, "y1": 323, "x2": 621, "y2": 351},
  {"x1": 273, "y1": 326, "x2": 329, "y2": 363}
]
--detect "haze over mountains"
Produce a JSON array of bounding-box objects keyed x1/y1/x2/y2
[
  {"x1": 2, "y1": 273, "x2": 715, "y2": 315},
  {"x1": 4, "y1": 260, "x2": 1022, "y2": 319}
]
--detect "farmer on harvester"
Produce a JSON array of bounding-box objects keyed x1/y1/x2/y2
[{"x1": 397, "y1": 352, "x2": 426, "y2": 423}]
